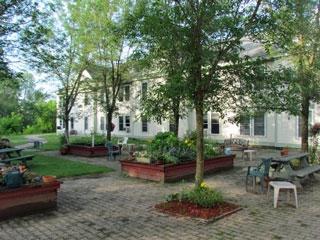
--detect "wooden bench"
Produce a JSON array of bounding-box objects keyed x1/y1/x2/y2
[
  {"x1": 221, "y1": 138, "x2": 249, "y2": 159},
  {"x1": 0, "y1": 155, "x2": 34, "y2": 167}
]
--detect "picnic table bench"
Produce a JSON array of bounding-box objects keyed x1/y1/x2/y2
[
  {"x1": 262, "y1": 152, "x2": 320, "y2": 187},
  {"x1": 0, "y1": 148, "x2": 34, "y2": 167},
  {"x1": 221, "y1": 138, "x2": 249, "y2": 159}
]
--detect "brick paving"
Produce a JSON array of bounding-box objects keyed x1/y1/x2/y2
[{"x1": 0, "y1": 145, "x2": 319, "y2": 240}]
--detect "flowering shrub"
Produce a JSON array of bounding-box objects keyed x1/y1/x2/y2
[
  {"x1": 149, "y1": 132, "x2": 196, "y2": 164},
  {"x1": 166, "y1": 182, "x2": 224, "y2": 208}
]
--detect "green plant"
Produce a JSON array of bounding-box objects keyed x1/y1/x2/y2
[
  {"x1": 149, "y1": 131, "x2": 196, "y2": 164},
  {"x1": 59, "y1": 134, "x2": 68, "y2": 148},
  {"x1": 167, "y1": 182, "x2": 224, "y2": 209}
]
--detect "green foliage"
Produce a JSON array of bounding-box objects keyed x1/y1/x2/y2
[
  {"x1": 0, "y1": 113, "x2": 23, "y2": 135},
  {"x1": 149, "y1": 131, "x2": 196, "y2": 164},
  {"x1": 166, "y1": 182, "x2": 224, "y2": 209},
  {"x1": 309, "y1": 123, "x2": 320, "y2": 165}
]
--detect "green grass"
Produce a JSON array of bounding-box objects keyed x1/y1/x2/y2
[
  {"x1": 2, "y1": 134, "x2": 115, "y2": 178},
  {"x1": 1, "y1": 133, "x2": 149, "y2": 179},
  {"x1": 2, "y1": 134, "x2": 31, "y2": 146},
  {"x1": 29, "y1": 153, "x2": 114, "y2": 178}
]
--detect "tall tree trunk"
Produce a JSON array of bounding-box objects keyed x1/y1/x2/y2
[
  {"x1": 195, "y1": 108, "x2": 204, "y2": 187},
  {"x1": 107, "y1": 113, "x2": 113, "y2": 141},
  {"x1": 301, "y1": 95, "x2": 310, "y2": 152},
  {"x1": 173, "y1": 107, "x2": 180, "y2": 137}
]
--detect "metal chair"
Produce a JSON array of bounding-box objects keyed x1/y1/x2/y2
[
  {"x1": 246, "y1": 157, "x2": 272, "y2": 194},
  {"x1": 105, "y1": 142, "x2": 121, "y2": 161}
]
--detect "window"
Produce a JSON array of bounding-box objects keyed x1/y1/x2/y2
[
  {"x1": 84, "y1": 94, "x2": 89, "y2": 106},
  {"x1": 253, "y1": 116, "x2": 265, "y2": 136},
  {"x1": 240, "y1": 118, "x2": 250, "y2": 136},
  {"x1": 100, "y1": 117, "x2": 105, "y2": 131},
  {"x1": 142, "y1": 119, "x2": 148, "y2": 132},
  {"x1": 142, "y1": 82, "x2": 148, "y2": 100},
  {"x1": 169, "y1": 122, "x2": 175, "y2": 133},
  {"x1": 100, "y1": 90, "x2": 105, "y2": 103},
  {"x1": 71, "y1": 117, "x2": 74, "y2": 129},
  {"x1": 119, "y1": 115, "x2": 130, "y2": 131},
  {"x1": 240, "y1": 115, "x2": 265, "y2": 136},
  {"x1": 211, "y1": 113, "x2": 220, "y2": 134},
  {"x1": 84, "y1": 117, "x2": 88, "y2": 130},
  {"x1": 119, "y1": 85, "x2": 130, "y2": 102},
  {"x1": 203, "y1": 114, "x2": 208, "y2": 129},
  {"x1": 297, "y1": 111, "x2": 312, "y2": 137}
]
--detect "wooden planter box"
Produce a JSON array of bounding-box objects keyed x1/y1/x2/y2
[
  {"x1": 67, "y1": 144, "x2": 108, "y2": 157},
  {"x1": 0, "y1": 181, "x2": 63, "y2": 220},
  {"x1": 120, "y1": 155, "x2": 235, "y2": 183}
]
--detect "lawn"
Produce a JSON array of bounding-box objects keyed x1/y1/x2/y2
[
  {"x1": 1, "y1": 134, "x2": 115, "y2": 178},
  {"x1": 0, "y1": 133, "x2": 151, "y2": 179},
  {"x1": 28, "y1": 153, "x2": 114, "y2": 178}
]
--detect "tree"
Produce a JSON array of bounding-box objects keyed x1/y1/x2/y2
[
  {"x1": 258, "y1": 0, "x2": 320, "y2": 152},
  {"x1": 67, "y1": 0, "x2": 134, "y2": 140},
  {"x1": 19, "y1": 1, "x2": 90, "y2": 142},
  {"x1": 129, "y1": 0, "x2": 289, "y2": 186}
]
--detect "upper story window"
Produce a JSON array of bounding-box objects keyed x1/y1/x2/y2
[
  {"x1": 141, "y1": 82, "x2": 148, "y2": 100},
  {"x1": 84, "y1": 93, "x2": 89, "y2": 106},
  {"x1": 119, "y1": 85, "x2": 130, "y2": 102}
]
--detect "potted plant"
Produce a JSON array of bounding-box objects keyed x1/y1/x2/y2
[
  {"x1": 281, "y1": 147, "x2": 289, "y2": 156},
  {"x1": 59, "y1": 134, "x2": 68, "y2": 155}
]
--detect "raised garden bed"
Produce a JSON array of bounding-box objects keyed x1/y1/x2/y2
[
  {"x1": 0, "y1": 181, "x2": 63, "y2": 220},
  {"x1": 120, "y1": 155, "x2": 235, "y2": 183},
  {"x1": 66, "y1": 144, "x2": 121, "y2": 158}
]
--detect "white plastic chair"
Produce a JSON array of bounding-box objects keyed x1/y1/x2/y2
[{"x1": 117, "y1": 137, "x2": 129, "y2": 154}]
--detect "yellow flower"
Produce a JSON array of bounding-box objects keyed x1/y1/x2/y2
[
  {"x1": 185, "y1": 139, "x2": 189, "y2": 144},
  {"x1": 200, "y1": 182, "x2": 207, "y2": 188},
  {"x1": 188, "y1": 143, "x2": 192, "y2": 147}
]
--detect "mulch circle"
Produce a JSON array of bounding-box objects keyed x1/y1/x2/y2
[{"x1": 154, "y1": 200, "x2": 242, "y2": 224}]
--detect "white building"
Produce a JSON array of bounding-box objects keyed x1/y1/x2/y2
[{"x1": 56, "y1": 40, "x2": 320, "y2": 149}]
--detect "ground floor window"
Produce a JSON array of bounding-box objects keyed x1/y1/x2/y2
[
  {"x1": 84, "y1": 117, "x2": 88, "y2": 130},
  {"x1": 142, "y1": 119, "x2": 148, "y2": 132},
  {"x1": 100, "y1": 117, "x2": 105, "y2": 131},
  {"x1": 211, "y1": 113, "x2": 220, "y2": 134},
  {"x1": 119, "y1": 116, "x2": 130, "y2": 131},
  {"x1": 240, "y1": 114, "x2": 265, "y2": 136}
]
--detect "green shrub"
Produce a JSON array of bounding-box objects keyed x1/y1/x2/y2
[{"x1": 167, "y1": 182, "x2": 224, "y2": 208}]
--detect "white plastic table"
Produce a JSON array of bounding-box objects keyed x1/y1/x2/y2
[
  {"x1": 267, "y1": 181, "x2": 298, "y2": 208},
  {"x1": 243, "y1": 150, "x2": 256, "y2": 161}
]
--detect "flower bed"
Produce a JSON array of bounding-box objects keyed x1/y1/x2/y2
[{"x1": 120, "y1": 154, "x2": 235, "y2": 183}]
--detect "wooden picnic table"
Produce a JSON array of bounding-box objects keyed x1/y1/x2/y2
[
  {"x1": 261, "y1": 152, "x2": 320, "y2": 187},
  {"x1": 0, "y1": 148, "x2": 34, "y2": 167}
]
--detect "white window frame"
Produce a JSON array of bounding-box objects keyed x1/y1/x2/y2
[{"x1": 240, "y1": 114, "x2": 266, "y2": 137}]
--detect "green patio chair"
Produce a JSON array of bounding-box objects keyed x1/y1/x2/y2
[
  {"x1": 105, "y1": 142, "x2": 121, "y2": 161},
  {"x1": 246, "y1": 157, "x2": 272, "y2": 194}
]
